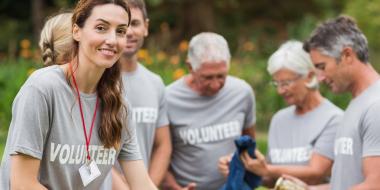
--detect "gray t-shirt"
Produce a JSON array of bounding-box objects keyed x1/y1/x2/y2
[
  {"x1": 331, "y1": 80, "x2": 380, "y2": 189},
  {"x1": 166, "y1": 76, "x2": 256, "y2": 190},
  {"x1": 267, "y1": 99, "x2": 343, "y2": 166},
  {"x1": 0, "y1": 65, "x2": 141, "y2": 190},
  {"x1": 122, "y1": 63, "x2": 169, "y2": 167}
]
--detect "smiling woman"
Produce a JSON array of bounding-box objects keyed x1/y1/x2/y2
[{"x1": 0, "y1": 0, "x2": 157, "y2": 190}]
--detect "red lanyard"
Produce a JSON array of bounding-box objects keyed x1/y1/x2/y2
[{"x1": 70, "y1": 63, "x2": 99, "y2": 161}]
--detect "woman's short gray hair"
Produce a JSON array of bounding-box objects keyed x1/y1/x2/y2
[
  {"x1": 267, "y1": 40, "x2": 319, "y2": 89},
  {"x1": 187, "y1": 32, "x2": 231, "y2": 71}
]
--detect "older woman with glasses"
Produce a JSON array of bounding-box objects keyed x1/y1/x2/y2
[{"x1": 218, "y1": 40, "x2": 343, "y2": 188}]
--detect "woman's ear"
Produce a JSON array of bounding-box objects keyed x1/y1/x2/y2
[
  {"x1": 305, "y1": 70, "x2": 319, "y2": 89},
  {"x1": 72, "y1": 24, "x2": 81, "y2": 42},
  {"x1": 307, "y1": 70, "x2": 315, "y2": 80},
  {"x1": 186, "y1": 60, "x2": 194, "y2": 74}
]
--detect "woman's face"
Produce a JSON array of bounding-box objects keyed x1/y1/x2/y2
[
  {"x1": 272, "y1": 68, "x2": 309, "y2": 106},
  {"x1": 73, "y1": 4, "x2": 129, "y2": 69}
]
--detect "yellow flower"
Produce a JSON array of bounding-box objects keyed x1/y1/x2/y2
[
  {"x1": 170, "y1": 55, "x2": 180, "y2": 65},
  {"x1": 27, "y1": 68, "x2": 36, "y2": 76},
  {"x1": 243, "y1": 41, "x2": 255, "y2": 52},
  {"x1": 156, "y1": 51, "x2": 167, "y2": 62},
  {"x1": 178, "y1": 40, "x2": 189, "y2": 52},
  {"x1": 145, "y1": 56, "x2": 153, "y2": 65},
  {"x1": 137, "y1": 49, "x2": 149, "y2": 60},
  {"x1": 173, "y1": 68, "x2": 186, "y2": 80},
  {"x1": 137, "y1": 49, "x2": 153, "y2": 65},
  {"x1": 20, "y1": 39, "x2": 31, "y2": 49},
  {"x1": 20, "y1": 49, "x2": 32, "y2": 59}
]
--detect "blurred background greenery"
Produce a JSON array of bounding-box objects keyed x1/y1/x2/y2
[{"x1": 1, "y1": 0, "x2": 380, "y2": 158}]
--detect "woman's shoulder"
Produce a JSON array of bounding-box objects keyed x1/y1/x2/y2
[
  {"x1": 273, "y1": 106, "x2": 295, "y2": 119},
  {"x1": 319, "y1": 99, "x2": 344, "y2": 116},
  {"x1": 23, "y1": 65, "x2": 67, "y2": 94}
]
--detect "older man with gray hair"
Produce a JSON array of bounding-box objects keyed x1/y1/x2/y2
[{"x1": 163, "y1": 32, "x2": 257, "y2": 190}]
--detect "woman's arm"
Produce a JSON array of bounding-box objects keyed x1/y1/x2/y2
[
  {"x1": 10, "y1": 154, "x2": 47, "y2": 190},
  {"x1": 267, "y1": 152, "x2": 333, "y2": 184},
  {"x1": 241, "y1": 150, "x2": 333, "y2": 185},
  {"x1": 119, "y1": 159, "x2": 157, "y2": 190}
]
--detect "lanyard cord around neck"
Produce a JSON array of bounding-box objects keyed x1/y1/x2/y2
[{"x1": 69, "y1": 63, "x2": 99, "y2": 161}]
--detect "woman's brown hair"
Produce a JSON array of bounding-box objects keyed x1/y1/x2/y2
[{"x1": 72, "y1": 0, "x2": 131, "y2": 149}]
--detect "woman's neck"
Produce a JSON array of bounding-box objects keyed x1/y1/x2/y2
[
  {"x1": 295, "y1": 91, "x2": 324, "y2": 115},
  {"x1": 68, "y1": 54, "x2": 105, "y2": 94}
]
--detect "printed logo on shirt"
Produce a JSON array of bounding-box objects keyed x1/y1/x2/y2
[
  {"x1": 269, "y1": 145, "x2": 312, "y2": 164},
  {"x1": 132, "y1": 107, "x2": 158, "y2": 124},
  {"x1": 334, "y1": 137, "x2": 353, "y2": 156},
  {"x1": 178, "y1": 121, "x2": 241, "y2": 145},
  {"x1": 50, "y1": 142, "x2": 117, "y2": 165}
]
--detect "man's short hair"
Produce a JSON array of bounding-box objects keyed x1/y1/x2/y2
[
  {"x1": 188, "y1": 32, "x2": 231, "y2": 71},
  {"x1": 124, "y1": 0, "x2": 148, "y2": 19},
  {"x1": 304, "y1": 15, "x2": 369, "y2": 63}
]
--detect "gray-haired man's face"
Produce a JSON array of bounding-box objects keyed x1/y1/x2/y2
[{"x1": 192, "y1": 61, "x2": 228, "y2": 96}]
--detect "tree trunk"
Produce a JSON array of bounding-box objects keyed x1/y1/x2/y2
[
  {"x1": 182, "y1": 0, "x2": 215, "y2": 39},
  {"x1": 32, "y1": 0, "x2": 44, "y2": 43}
]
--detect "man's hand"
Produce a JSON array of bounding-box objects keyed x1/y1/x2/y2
[
  {"x1": 162, "y1": 171, "x2": 197, "y2": 190},
  {"x1": 218, "y1": 154, "x2": 232, "y2": 178}
]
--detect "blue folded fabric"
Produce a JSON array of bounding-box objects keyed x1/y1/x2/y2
[{"x1": 220, "y1": 135, "x2": 262, "y2": 190}]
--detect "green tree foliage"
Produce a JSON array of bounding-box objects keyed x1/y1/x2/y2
[
  {"x1": 0, "y1": 0, "x2": 355, "y2": 133},
  {"x1": 344, "y1": 0, "x2": 380, "y2": 68}
]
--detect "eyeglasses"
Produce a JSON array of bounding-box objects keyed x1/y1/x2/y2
[{"x1": 270, "y1": 76, "x2": 303, "y2": 88}]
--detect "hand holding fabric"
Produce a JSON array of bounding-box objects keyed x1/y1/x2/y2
[{"x1": 240, "y1": 149, "x2": 269, "y2": 176}]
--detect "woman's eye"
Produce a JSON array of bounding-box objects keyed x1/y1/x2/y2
[
  {"x1": 117, "y1": 28, "x2": 127, "y2": 35},
  {"x1": 96, "y1": 25, "x2": 106, "y2": 32}
]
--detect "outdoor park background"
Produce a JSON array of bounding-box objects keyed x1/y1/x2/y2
[{"x1": 0, "y1": 0, "x2": 379, "y2": 163}]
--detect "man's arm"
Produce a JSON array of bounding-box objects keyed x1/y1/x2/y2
[
  {"x1": 119, "y1": 159, "x2": 157, "y2": 190},
  {"x1": 351, "y1": 156, "x2": 380, "y2": 189},
  {"x1": 242, "y1": 124, "x2": 256, "y2": 138},
  {"x1": 149, "y1": 125, "x2": 172, "y2": 186},
  {"x1": 11, "y1": 154, "x2": 47, "y2": 190}
]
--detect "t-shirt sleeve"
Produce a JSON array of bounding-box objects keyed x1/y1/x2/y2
[
  {"x1": 243, "y1": 85, "x2": 256, "y2": 129},
  {"x1": 156, "y1": 82, "x2": 169, "y2": 128},
  {"x1": 118, "y1": 107, "x2": 142, "y2": 161},
  {"x1": 361, "y1": 101, "x2": 380, "y2": 157},
  {"x1": 266, "y1": 116, "x2": 278, "y2": 164},
  {"x1": 313, "y1": 114, "x2": 342, "y2": 160},
  {"x1": 8, "y1": 85, "x2": 50, "y2": 159}
]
